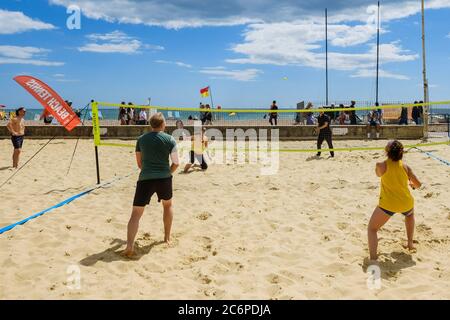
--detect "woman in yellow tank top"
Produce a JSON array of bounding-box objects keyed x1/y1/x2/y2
[{"x1": 368, "y1": 140, "x2": 422, "y2": 261}]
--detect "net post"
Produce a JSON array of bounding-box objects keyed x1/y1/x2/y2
[
  {"x1": 91, "y1": 101, "x2": 101, "y2": 184},
  {"x1": 447, "y1": 114, "x2": 449, "y2": 139}
]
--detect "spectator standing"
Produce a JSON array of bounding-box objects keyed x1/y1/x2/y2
[
  {"x1": 305, "y1": 102, "x2": 315, "y2": 125},
  {"x1": 127, "y1": 103, "x2": 134, "y2": 125},
  {"x1": 349, "y1": 101, "x2": 357, "y2": 125},
  {"x1": 269, "y1": 100, "x2": 278, "y2": 126},
  {"x1": 138, "y1": 109, "x2": 148, "y2": 125},
  {"x1": 418, "y1": 101, "x2": 424, "y2": 124},
  {"x1": 412, "y1": 101, "x2": 421, "y2": 125},
  {"x1": 199, "y1": 103, "x2": 206, "y2": 125},
  {"x1": 399, "y1": 106, "x2": 408, "y2": 125},
  {"x1": 205, "y1": 104, "x2": 213, "y2": 125}
]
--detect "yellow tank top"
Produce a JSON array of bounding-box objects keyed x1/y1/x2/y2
[
  {"x1": 379, "y1": 159, "x2": 414, "y2": 213},
  {"x1": 192, "y1": 135, "x2": 207, "y2": 154}
]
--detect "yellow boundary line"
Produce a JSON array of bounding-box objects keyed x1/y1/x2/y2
[{"x1": 98, "y1": 140, "x2": 450, "y2": 153}]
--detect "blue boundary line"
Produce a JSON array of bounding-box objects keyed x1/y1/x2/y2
[
  {"x1": 414, "y1": 147, "x2": 450, "y2": 167},
  {"x1": 0, "y1": 173, "x2": 134, "y2": 235},
  {"x1": 0, "y1": 188, "x2": 95, "y2": 235}
]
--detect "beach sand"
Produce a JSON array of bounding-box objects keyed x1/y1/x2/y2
[{"x1": 0, "y1": 138, "x2": 449, "y2": 300}]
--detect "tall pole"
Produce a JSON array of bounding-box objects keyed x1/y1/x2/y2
[
  {"x1": 325, "y1": 8, "x2": 329, "y2": 107},
  {"x1": 91, "y1": 101, "x2": 101, "y2": 185},
  {"x1": 421, "y1": 0, "x2": 429, "y2": 138},
  {"x1": 376, "y1": 1, "x2": 380, "y2": 105},
  {"x1": 208, "y1": 85, "x2": 215, "y2": 109},
  {"x1": 95, "y1": 146, "x2": 101, "y2": 185}
]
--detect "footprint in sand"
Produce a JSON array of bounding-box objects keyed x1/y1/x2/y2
[
  {"x1": 197, "y1": 212, "x2": 212, "y2": 221},
  {"x1": 416, "y1": 223, "x2": 433, "y2": 237},
  {"x1": 424, "y1": 192, "x2": 440, "y2": 199},
  {"x1": 141, "y1": 233, "x2": 152, "y2": 241},
  {"x1": 268, "y1": 273, "x2": 296, "y2": 286},
  {"x1": 330, "y1": 179, "x2": 350, "y2": 190},
  {"x1": 308, "y1": 182, "x2": 321, "y2": 191},
  {"x1": 196, "y1": 272, "x2": 213, "y2": 285},
  {"x1": 268, "y1": 274, "x2": 280, "y2": 284},
  {"x1": 337, "y1": 222, "x2": 349, "y2": 231}
]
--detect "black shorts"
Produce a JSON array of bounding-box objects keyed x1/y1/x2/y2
[
  {"x1": 380, "y1": 207, "x2": 414, "y2": 217},
  {"x1": 133, "y1": 177, "x2": 173, "y2": 207},
  {"x1": 190, "y1": 151, "x2": 208, "y2": 170},
  {"x1": 11, "y1": 136, "x2": 24, "y2": 150}
]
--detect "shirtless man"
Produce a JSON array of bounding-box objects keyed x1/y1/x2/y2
[{"x1": 7, "y1": 107, "x2": 26, "y2": 168}]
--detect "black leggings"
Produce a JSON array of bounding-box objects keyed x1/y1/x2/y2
[
  {"x1": 317, "y1": 132, "x2": 334, "y2": 156},
  {"x1": 269, "y1": 116, "x2": 278, "y2": 126},
  {"x1": 190, "y1": 151, "x2": 208, "y2": 170}
]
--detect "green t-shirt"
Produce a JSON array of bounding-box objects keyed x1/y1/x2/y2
[{"x1": 135, "y1": 131, "x2": 177, "y2": 181}]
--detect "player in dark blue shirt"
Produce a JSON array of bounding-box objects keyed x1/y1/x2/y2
[{"x1": 316, "y1": 111, "x2": 335, "y2": 158}]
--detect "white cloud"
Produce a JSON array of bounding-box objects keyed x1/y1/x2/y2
[
  {"x1": 227, "y1": 20, "x2": 418, "y2": 71},
  {"x1": 78, "y1": 30, "x2": 163, "y2": 54},
  {"x1": 0, "y1": 46, "x2": 64, "y2": 66},
  {"x1": 351, "y1": 69, "x2": 410, "y2": 80},
  {"x1": 47, "y1": 0, "x2": 448, "y2": 79},
  {"x1": 51, "y1": 73, "x2": 79, "y2": 82},
  {"x1": 0, "y1": 9, "x2": 55, "y2": 34},
  {"x1": 155, "y1": 60, "x2": 192, "y2": 68},
  {"x1": 200, "y1": 67, "x2": 262, "y2": 81},
  {"x1": 48, "y1": 0, "x2": 450, "y2": 29}
]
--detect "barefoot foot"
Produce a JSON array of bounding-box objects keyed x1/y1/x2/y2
[
  {"x1": 403, "y1": 243, "x2": 417, "y2": 253},
  {"x1": 121, "y1": 248, "x2": 136, "y2": 258}
]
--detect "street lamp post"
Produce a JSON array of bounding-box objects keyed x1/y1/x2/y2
[{"x1": 421, "y1": 0, "x2": 429, "y2": 139}]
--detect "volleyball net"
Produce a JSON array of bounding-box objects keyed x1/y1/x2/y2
[
  {"x1": 89, "y1": 100, "x2": 450, "y2": 182},
  {"x1": 91, "y1": 100, "x2": 450, "y2": 151},
  {"x1": 91, "y1": 100, "x2": 450, "y2": 127}
]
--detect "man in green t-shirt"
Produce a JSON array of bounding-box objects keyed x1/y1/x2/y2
[{"x1": 123, "y1": 113, "x2": 179, "y2": 257}]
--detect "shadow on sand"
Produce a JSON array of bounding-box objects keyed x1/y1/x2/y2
[
  {"x1": 362, "y1": 251, "x2": 416, "y2": 280},
  {"x1": 80, "y1": 239, "x2": 165, "y2": 266}
]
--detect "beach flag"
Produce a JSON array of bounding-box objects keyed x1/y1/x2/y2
[
  {"x1": 200, "y1": 86, "x2": 210, "y2": 98},
  {"x1": 14, "y1": 75, "x2": 80, "y2": 131}
]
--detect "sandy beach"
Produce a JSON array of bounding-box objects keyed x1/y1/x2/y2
[{"x1": 1, "y1": 138, "x2": 449, "y2": 300}]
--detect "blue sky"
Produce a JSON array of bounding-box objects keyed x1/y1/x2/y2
[{"x1": 0, "y1": 0, "x2": 449, "y2": 110}]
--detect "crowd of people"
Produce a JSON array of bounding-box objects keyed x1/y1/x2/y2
[
  {"x1": 39, "y1": 100, "x2": 82, "y2": 125},
  {"x1": 187, "y1": 103, "x2": 215, "y2": 125},
  {"x1": 118, "y1": 102, "x2": 149, "y2": 125},
  {"x1": 294, "y1": 100, "x2": 426, "y2": 127}
]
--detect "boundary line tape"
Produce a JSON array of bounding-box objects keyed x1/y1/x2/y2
[{"x1": 0, "y1": 173, "x2": 134, "y2": 235}]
